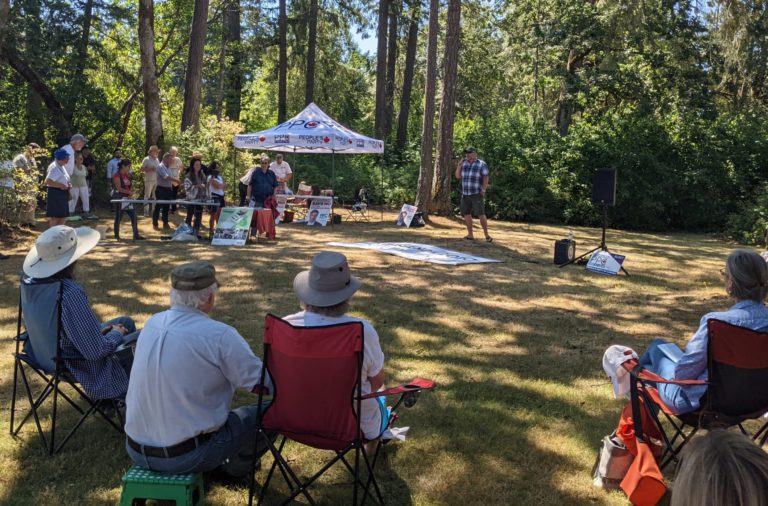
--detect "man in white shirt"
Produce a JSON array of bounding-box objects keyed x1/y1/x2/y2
[
  {"x1": 269, "y1": 153, "x2": 292, "y2": 193},
  {"x1": 106, "y1": 149, "x2": 122, "y2": 181},
  {"x1": 59, "y1": 133, "x2": 86, "y2": 176},
  {"x1": 125, "y1": 261, "x2": 272, "y2": 478}
]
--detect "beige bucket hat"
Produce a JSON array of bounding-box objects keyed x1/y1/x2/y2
[
  {"x1": 293, "y1": 251, "x2": 361, "y2": 307},
  {"x1": 23, "y1": 226, "x2": 100, "y2": 279}
]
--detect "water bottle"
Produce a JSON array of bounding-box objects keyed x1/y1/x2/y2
[{"x1": 566, "y1": 230, "x2": 574, "y2": 242}]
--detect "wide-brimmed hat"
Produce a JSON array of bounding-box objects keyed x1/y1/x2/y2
[
  {"x1": 293, "y1": 251, "x2": 361, "y2": 307},
  {"x1": 23, "y1": 226, "x2": 100, "y2": 279}
]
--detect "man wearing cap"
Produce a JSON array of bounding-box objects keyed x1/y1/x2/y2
[
  {"x1": 44, "y1": 149, "x2": 72, "y2": 228},
  {"x1": 125, "y1": 261, "x2": 271, "y2": 478},
  {"x1": 60, "y1": 133, "x2": 86, "y2": 176},
  {"x1": 284, "y1": 251, "x2": 386, "y2": 443},
  {"x1": 454, "y1": 147, "x2": 492, "y2": 242},
  {"x1": 23, "y1": 225, "x2": 140, "y2": 400}
]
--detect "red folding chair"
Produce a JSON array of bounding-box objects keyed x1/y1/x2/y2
[
  {"x1": 248, "y1": 314, "x2": 435, "y2": 506},
  {"x1": 625, "y1": 319, "x2": 768, "y2": 469}
]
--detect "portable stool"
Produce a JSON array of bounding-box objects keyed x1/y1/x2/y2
[{"x1": 120, "y1": 465, "x2": 205, "y2": 506}]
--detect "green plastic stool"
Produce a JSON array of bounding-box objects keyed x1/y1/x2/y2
[{"x1": 120, "y1": 465, "x2": 205, "y2": 506}]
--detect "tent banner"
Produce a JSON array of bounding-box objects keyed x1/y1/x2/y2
[{"x1": 326, "y1": 242, "x2": 502, "y2": 265}]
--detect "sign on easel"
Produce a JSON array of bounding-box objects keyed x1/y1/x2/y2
[
  {"x1": 307, "y1": 199, "x2": 331, "y2": 226},
  {"x1": 586, "y1": 250, "x2": 626, "y2": 275},
  {"x1": 396, "y1": 204, "x2": 417, "y2": 227},
  {"x1": 275, "y1": 194, "x2": 288, "y2": 224},
  {"x1": 212, "y1": 207, "x2": 254, "y2": 246}
]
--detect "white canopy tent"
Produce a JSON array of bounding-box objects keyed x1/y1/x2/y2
[{"x1": 233, "y1": 103, "x2": 385, "y2": 219}]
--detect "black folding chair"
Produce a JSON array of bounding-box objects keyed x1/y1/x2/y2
[
  {"x1": 629, "y1": 319, "x2": 768, "y2": 469},
  {"x1": 9, "y1": 275, "x2": 124, "y2": 455}
]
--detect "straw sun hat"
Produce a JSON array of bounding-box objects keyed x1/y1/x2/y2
[
  {"x1": 23, "y1": 226, "x2": 100, "y2": 279},
  {"x1": 293, "y1": 251, "x2": 361, "y2": 307}
]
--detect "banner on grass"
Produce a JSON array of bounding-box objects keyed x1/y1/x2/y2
[
  {"x1": 327, "y1": 242, "x2": 501, "y2": 265},
  {"x1": 307, "y1": 199, "x2": 331, "y2": 226},
  {"x1": 212, "y1": 207, "x2": 254, "y2": 246}
]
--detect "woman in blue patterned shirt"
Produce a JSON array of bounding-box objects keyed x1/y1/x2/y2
[{"x1": 639, "y1": 249, "x2": 768, "y2": 414}]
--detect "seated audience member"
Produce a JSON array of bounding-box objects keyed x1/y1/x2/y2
[
  {"x1": 125, "y1": 261, "x2": 271, "y2": 478},
  {"x1": 112, "y1": 160, "x2": 144, "y2": 241},
  {"x1": 284, "y1": 252, "x2": 386, "y2": 443},
  {"x1": 671, "y1": 430, "x2": 768, "y2": 506},
  {"x1": 22, "y1": 226, "x2": 139, "y2": 400},
  {"x1": 637, "y1": 249, "x2": 768, "y2": 414}
]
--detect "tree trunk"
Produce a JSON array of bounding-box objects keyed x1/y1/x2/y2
[
  {"x1": 215, "y1": 15, "x2": 226, "y2": 120},
  {"x1": 305, "y1": 0, "x2": 318, "y2": 106},
  {"x1": 277, "y1": 0, "x2": 287, "y2": 122},
  {"x1": 374, "y1": 0, "x2": 389, "y2": 138},
  {"x1": 115, "y1": 95, "x2": 136, "y2": 150},
  {"x1": 138, "y1": 0, "x2": 164, "y2": 148},
  {"x1": 74, "y1": 0, "x2": 94, "y2": 78},
  {"x1": 383, "y1": 6, "x2": 398, "y2": 137},
  {"x1": 23, "y1": 0, "x2": 44, "y2": 143},
  {"x1": 223, "y1": 0, "x2": 241, "y2": 120},
  {"x1": 431, "y1": 0, "x2": 460, "y2": 216},
  {"x1": 181, "y1": 0, "x2": 210, "y2": 132},
  {"x1": 414, "y1": 0, "x2": 438, "y2": 215},
  {"x1": 396, "y1": 1, "x2": 419, "y2": 151}
]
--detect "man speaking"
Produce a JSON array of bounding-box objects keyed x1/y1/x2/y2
[{"x1": 455, "y1": 147, "x2": 492, "y2": 242}]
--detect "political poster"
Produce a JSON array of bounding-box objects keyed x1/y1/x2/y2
[
  {"x1": 212, "y1": 207, "x2": 254, "y2": 246},
  {"x1": 275, "y1": 194, "x2": 288, "y2": 224},
  {"x1": 586, "y1": 250, "x2": 626, "y2": 275},
  {"x1": 327, "y1": 242, "x2": 501, "y2": 265},
  {"x1": 395, "y1": 204, "x2": 417, "y2": 227},
  {"x1": 307, "y1": 199, "x2": 331, "y2": 227}
]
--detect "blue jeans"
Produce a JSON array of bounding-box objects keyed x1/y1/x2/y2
[
  {"x1": 639, "y1": 339, "x2": 697, "y2": 414},
  {"x1": 126, "y1": 404, "x2": 270, "y2": 478}
]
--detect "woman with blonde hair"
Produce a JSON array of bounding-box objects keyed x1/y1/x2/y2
[{"x1": 671, "y1": 430, "x2": 768, "y2": 506}]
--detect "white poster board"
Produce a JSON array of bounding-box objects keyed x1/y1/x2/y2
[
  {"x1": 275, "y1": 194, "x2": 288, "y2": 224},
  {"x1": 307, "y1": 199, "x2": 331, "y2": 226},
  {"x1": 586, "y1": 250, "x2": 626, "y2": 275},
  {"x1": 212, "y1": 207, "x2": 254, "y2": 246},
  {"x1": 396, "y1": 204, "x2": 417, "y2": 227},
  {"x1": 327, "y1": 242, "x2": 501, "y2": 265}
]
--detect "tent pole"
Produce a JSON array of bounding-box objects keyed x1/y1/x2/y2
[
  {"x1": 380, "y1": 162, "x2": 384, "y2": 222},
  {"x1": 331, "y1": 150, "x2": 336, "y2": 227}
]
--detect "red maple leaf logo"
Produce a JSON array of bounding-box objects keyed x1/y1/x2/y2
[
  {"x1": 258, "y1": 136, "x2": 266, "y2": 142},
  {"x1": 348, "y1": 138, "x2": 353, "y2": 144},
  {"x1": 323, "y1": 136, "x2": 330, "y2": 143}
]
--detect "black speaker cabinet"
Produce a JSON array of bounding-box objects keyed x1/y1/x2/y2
[
  {"x1": 554, "y1": 239, "x2": 575, "y2": 264},
  {"x1": 592, "y1": 168, "x2": 617, "y2": 206}
]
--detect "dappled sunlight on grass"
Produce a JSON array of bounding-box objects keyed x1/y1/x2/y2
[{"x1": 0, "y1": 211, "x2": 755, "y2": 504}]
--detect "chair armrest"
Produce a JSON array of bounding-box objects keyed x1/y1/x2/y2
[
  {"x1": 360, "y1": 378, "x2": 435, "y2": 399},
  {"x1": 623, "y1": 361, "x2": 708, "y2": 386}
]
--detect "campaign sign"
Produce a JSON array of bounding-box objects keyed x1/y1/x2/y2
[
  {"x1": 307, "y1": 199, "x2": 331, "y2": 227},
  {"x1": 212, "y1": 207, "x2": 254, "y2": 246},
  {"x1": 586, "y1": 250, "x2": 626, "y2": 275},
  {"x1": 396, "y1": 204, "x2": 417, "y2": 228},
  {"x1": 275, "y1": 194, "x2": 288, "y2": 224}
]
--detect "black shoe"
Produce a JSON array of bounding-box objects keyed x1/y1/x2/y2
[{"x1": 133, "y1": 235, "x2": 146, "y2": 241}]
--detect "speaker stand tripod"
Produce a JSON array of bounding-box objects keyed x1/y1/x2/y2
[{"x1": 558, "y1": 203, "x2": 629, "y2": 275}]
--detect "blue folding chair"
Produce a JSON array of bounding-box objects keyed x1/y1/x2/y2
[{"x1": 9, "y1": 275, "x2": 124, "y2": 455}]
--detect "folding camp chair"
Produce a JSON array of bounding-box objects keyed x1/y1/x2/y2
[
  {"x1": 626, "y1": 318, "x2": 768, "y2": 469},
  {"x1": 10, "y1": 275, "x2": 124, "y2": 455},
  {"x1": 248, "y1": 315, "x2": 435, "y2": 506},
  {"x1": 287, "y1": 183, "x2": 313, "y2": 220},
  {"x1": 346, "y1": 188, "x2": 370, "y2": 222}
]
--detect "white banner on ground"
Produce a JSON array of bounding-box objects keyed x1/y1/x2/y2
[
  {"x1": 586, "y1": 250, "x2": 625, "y2": 275},
  {"x1": 327, "y1": 242, "x2": 501, "y2": 265},
  {"x1": 212, "y1": 207, "x2": 254, "y2": 246}
]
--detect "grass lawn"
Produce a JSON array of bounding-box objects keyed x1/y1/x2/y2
[{"x1": 0, "y1": 208, "x2": 758, "y2": 505}]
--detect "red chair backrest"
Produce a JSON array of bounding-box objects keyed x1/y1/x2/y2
[
  {"x1": 261, "y1": 314, "x2": 364, "y2": 451},
  {"x1": 706, "y1": 319, "x2": 768, "y2": 417}
]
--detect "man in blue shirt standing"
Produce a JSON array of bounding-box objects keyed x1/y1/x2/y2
[
  {"x1": 245, "y1": 156, "x2": 277, "y2": 208},
  {"x1": 454, "y1": 147, "x2": 492, "y2": 242}
]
